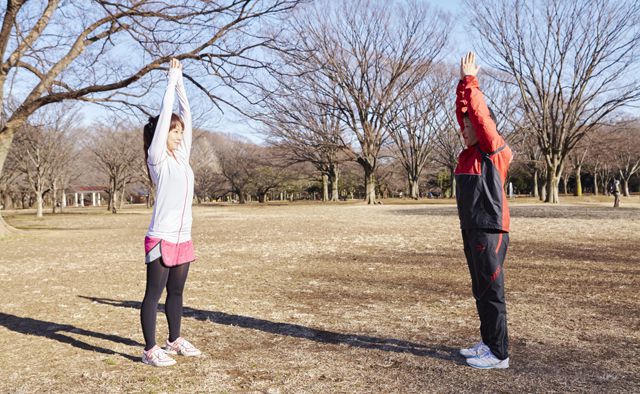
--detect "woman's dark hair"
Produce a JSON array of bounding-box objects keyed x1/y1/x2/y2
[
  {"x1": 143, "y1": 115, "x2": 159, "y2": 165},
  {"x1": 143, "y1": 113, "x2": 184, "y2": 183},
  {"x1": 143, "y1": 113, "x2": 184, "y2": 163}
]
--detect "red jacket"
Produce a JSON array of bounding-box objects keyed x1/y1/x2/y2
[{"x1": 454, "y1": 76, "x2": 512, "y2": 232}]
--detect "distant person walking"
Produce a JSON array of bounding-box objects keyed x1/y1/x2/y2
[
  {"x1": 454, "y1": 52, "x2": 513, "y2": 369},
  {"x1": 611, "y1": 179, "x2": 621, "y2": 208},
  {"x1": 140, "y1": 58, "x2": 201, "y2": 367}
]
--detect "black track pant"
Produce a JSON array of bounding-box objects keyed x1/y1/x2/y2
[
  {"x1": 462, "y1": 229, "x2": 509, "y2": 360},
  {"x1": 140, "y1": 258, "x2": 190, "y2": 351}
]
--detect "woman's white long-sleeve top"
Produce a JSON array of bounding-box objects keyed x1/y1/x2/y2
[{"x1": 146, "y1": 68, "x2": 194, "y2": 244}]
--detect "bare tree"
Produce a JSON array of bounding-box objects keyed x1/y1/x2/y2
[
  {"x1": 0, "y1": 143, "x2": 21, "y2": 210},
  {"x1": 0, "y1": 0, "x2": 302, "y2": 234},
  {"x1": 283, "y1": 0, "x2": 450, "y2": 204},
  {"x1": 214, "y1": 135, "x2": 257, "y2": 204},
  {"x1": 191, "y1": 130, "x2": 224, "y2": 203},
  {"x1": 258, "y1": 83, "x2": 350, "y2": 202},
  {"x1": 248, "y1": 147, "x2": 297, "y2": 203},
  {"x1": 11, "y1": 109, "x2": 76, "y2": 218},
  {"x1": 374, "y1": 154, "x2": 406, "y2": 199},
  {"x1": 585, "y1": 128, "x2": 615, "y2": 196},
  {"x1": 387, "y1": 67, "x2": 452, "y2": 199},
  {"x1": 88, "y1": 123, "x2": 139, "y2": 213},
  {"x1": 517, "y1": 131, "x2": 545, "y2": 199},
  {"x1": 568, "y1": 140, "x2": 589, "y2": 197},
  {"x1": 467, "y1": 0, "x2": 640, "y2": 203},
  {"x1": 432, "y1": 112, "x2": 464, "y2": 199},
  {"x1": 42, "y1": 108, "x2": 78, "y2": 213},
  {"x1": 610, "y1": 123, "x2": 640, "y2": 197},
  {"x1": 12, "y1": 125, "x2": 51, "y2": 217}
]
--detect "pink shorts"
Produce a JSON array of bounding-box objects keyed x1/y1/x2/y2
[{"x1": 144, "y1": 236, "x2": 195, "y2": 267}]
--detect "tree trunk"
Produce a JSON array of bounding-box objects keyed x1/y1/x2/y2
[
  {"x1": 118, "y1": 189, "x2": 125, "y2": 209},
  {"x1": 0, "y1": 128, "x2": 17, "y2": 235},
  {"x1": 562, "y1": 175, "x2": 568, "y2": 195},
  {"x1": 593, "y1": 171, "x2": 599, "y2": 196},
  {"x1": 545, "y1": 160, "x2": 562, "y2": 203},
  {"x1": 532, "y1": 169, "x2": 539, "y2": 198},
  {"x1": 546, "y1": 174, "x2": 559, "y2": 203},
  {"x1": 322, "y1": 173, "x2": 329, "y2": 202},
  {"x1": 118, "y1": 181, "x2": 127, "y2": 210},
  {"x1": 111, "y1": 190, "x2": 118, "y2": 213},
  {"x1": 409, "y1": 177, "x2": 419, "y2": 199},
  {"x1": 540, "y1": 176, "x2": 547, "y2": 201},
  {"x1": 36, "y1": 192, "x2": 44, "y2": 218},
  {"x1": 258, "y1": 193, "x2": 267, "y2": 203},
  {"x1": 52, "y1": 180, "x2": 58, "y2": 214},
  {"x1": 574, "y1": 165, "x2": 582, "y2": 196},
  {"x1": 238, "y1": 190, "x2": 246, "y2": 204},
  {"x1": 363, "y1": 166, "x2": 376, "y2": 204},
  {"x1": 110, "y1": 178, "x2": 118, "y2": 213},
  {"x1": 0, "y1": 128, "x2": 15, "y2": 181},
  {"x1": 329, "y1": 165, "x2": 339, "y2": 202},
  {"x1": 146, "y1": 186, "x2": 154, "y2": 208},
  {"x1": 622, "y1": 178, "x2": 630, "y2": 197}
]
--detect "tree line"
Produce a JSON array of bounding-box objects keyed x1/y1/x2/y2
[
  {"x1": 1, "y1": 0, "x2": 639, "y2": 226},
  {"x1": 1, "y1": 109, "x2": 637, "y2": 217}
]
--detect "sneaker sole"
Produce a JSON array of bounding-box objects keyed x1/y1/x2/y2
[
  {"x1": 466, "y1": 360, "x2": 509, "y2": 369},
  {"x1": 164, "y1": 348, "x2": 202, "y2": 357},
  {"x1": 142, "y1": 359, "x2": 176, "y2": 367}
]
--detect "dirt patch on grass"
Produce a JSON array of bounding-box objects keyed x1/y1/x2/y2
[{"x1": 1, "y1": 201, "x2": 639, "y2": 393}]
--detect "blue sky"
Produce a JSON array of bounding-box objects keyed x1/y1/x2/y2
[{"x1": 78, "y1": 0, "x2": 471, "y2": 141}]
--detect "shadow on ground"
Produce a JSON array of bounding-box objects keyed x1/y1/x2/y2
[
  {"x1": 0, "y1": 312, "x2": 141, "y2": 361},
  {"x1": 79, "y1": 295, "x2": 460, "y2": 363}
]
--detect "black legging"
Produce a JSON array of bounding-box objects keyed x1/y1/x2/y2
[{"x1": 140, "y1": 258, "x2": 190, "y2": 350}]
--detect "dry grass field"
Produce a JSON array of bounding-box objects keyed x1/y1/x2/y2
[{"x1": 1, "y1": 198, "x2": 639, "y2": 393}]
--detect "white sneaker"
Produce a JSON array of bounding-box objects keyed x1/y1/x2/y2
[
  {"x1": 142, "y1": 345, "x2": 176, "y2": 367},
  {"x1": 164, "y1": 337, "x2": 202, "y2": 357},
  {"x1": 466, "y1": 348, "x2": 509, "y2": 369},
  {"x1": 459, "y1": 341, "x2": 489, "y2": 358}
]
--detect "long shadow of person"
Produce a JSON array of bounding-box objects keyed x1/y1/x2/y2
[
  {"x1": 0, "y1": 312, "x2": 141, "y2": 362},
  {"x1": 79, "y1": 295, "x2": 460, "y2": 363}
]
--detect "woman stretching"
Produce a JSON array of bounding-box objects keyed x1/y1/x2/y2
[{"x1": 141, "y1": 58, "x2": 201, "y2": 367}]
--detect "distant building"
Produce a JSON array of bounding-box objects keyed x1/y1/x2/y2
[{"x1": 64, "y1": 186, "x2": 107, "y2": 207}]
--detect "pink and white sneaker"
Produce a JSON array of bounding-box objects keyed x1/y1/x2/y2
[
  {"x1": 164, "y1": 337, "x2": 202, "y2": 357},
  {"x1": 141, "y1": 345, "x2": 176, "y2": 367}
]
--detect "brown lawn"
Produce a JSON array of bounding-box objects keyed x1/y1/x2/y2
[{"x1": 1, "y1": 198, "x2": 639, "y2": 393}]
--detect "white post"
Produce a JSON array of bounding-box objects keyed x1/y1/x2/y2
[
  {"x1": 92, "y1": 192, "x2": 96, "y2": 206},
  {"x1": 80, "y1": 193, "x2": 85, "y2": 207},
  {"x1": 97, "y1": 193, "x2": 102, "y2": 206},
  {"x1": 508, "y1": 182, "x2": 513, "y2": 199},
  {"x1": 74, "y1": 193, "x2": 79, "y2": 207}
]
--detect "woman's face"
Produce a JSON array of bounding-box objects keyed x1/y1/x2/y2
[{"x1": 167, "y1": 123, "x2": 184, "y2": 153}]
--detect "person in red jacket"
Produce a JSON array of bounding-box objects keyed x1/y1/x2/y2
[{"x1": 455, "y1": 52, "x2": 512, "y2": 369}]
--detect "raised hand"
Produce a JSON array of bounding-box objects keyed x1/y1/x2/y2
[
  {"x1": 169, "y1": 58, "x2": 182, "y2": 71},
  {"x1": 461, "y1": 51, "x2": 480, "y2": 78}
]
